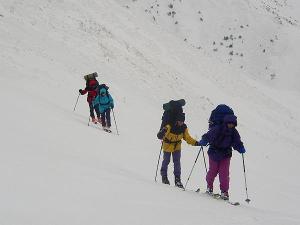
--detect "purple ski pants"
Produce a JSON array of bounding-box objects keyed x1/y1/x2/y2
[
  {"x1": 206, "y1": 156, "x2": 231, "y2": 193},
  {"x1": 160, "y1": 150, "x2": 181, "y2": 177}
]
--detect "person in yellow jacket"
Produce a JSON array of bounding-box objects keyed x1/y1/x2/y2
[{"x1": 157, "y1": 113, "x2": 200, "y2": 188}]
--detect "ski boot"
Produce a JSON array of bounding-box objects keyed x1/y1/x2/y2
[
  {"x1": 105, "y1": 127, "x2": 112, "y2": 133},
  {"x1": 206, "y1": 187, "x2": 213, "y2": 195},
  {"x1": 103, "y1": 126, "x2": 112, "y2": 133},
  {"x1": 175, "y1": 176, "x2": 184, "y2": 189},
  {"x1": 162, "y1": 176, "x2": 170, "y2": 185},
  {"x1": 97, "y1": 117, "x2": 102, "y2": 124},
  {"x1": 220, "y1": 191, "x2": 229, "y2": 200},
  {"x1": 91, "y1": 117, "x2": 97, "y2": 124}
]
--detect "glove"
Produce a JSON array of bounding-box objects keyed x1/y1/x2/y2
[
  {"x1": 157, "y1": 127, "x2": 167, "y2": 140},
  {"x1": 79, "y1": 89, "x2": 84, "y2": 95},
  {"x1": 197, "y1": 139, "x2": 208, "y2": 147},
  {"x1": 110, "y1": 103, "x2": 114, "y2": 109},
  {"x1": 237, "y1": 146, "x2": 246, "y2": 154}
]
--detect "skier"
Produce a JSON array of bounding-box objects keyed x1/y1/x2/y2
[
  {"x1": 93, "y1": 84, "x2": 114, "y2": 132},
  {"x1": 157, "y1": 112, "x2": 200, "y2": 188},
  {"x1": 79, "y1": 72, "x2": 100, "y2": 123},
  {"x1": 198, "y1": 114, "x2": 246, "y2": 200}
]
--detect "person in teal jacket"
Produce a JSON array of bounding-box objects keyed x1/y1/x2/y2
[{"x1": 93, "y1": 84, "x2": 114, "y2": 130}]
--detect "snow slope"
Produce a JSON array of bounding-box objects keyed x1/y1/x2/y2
[{"x1": 0, "y1": 0, "x2": 300, "y2": 224}]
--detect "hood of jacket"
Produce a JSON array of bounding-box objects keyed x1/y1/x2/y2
[
  {"x1": 99, "y1": 87, "x2": 107, "y2": 95},
  {"x1": 223, "y1": 114, "x2": 237, "y2": 126}
]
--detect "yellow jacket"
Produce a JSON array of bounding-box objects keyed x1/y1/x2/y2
[{"x1": 161, "y1": 124, "x2": 197, "y2": 152}]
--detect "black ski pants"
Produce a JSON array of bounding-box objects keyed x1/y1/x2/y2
[{"x1": 101, "y1": 108, "x2": 111, "y2": 127}]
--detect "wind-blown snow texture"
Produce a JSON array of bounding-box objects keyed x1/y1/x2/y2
[{"x1": 0, "y1": 0, "x2": 300, "y2": 224}]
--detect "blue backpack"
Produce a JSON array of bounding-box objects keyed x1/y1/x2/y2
[{"x1": 209, "y1": 104, "x2": 234, "y2": 128}]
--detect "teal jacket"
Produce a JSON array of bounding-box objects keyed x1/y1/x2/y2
[{"x1": 93, "y1": 88, "x2": 114, "y2": 113}]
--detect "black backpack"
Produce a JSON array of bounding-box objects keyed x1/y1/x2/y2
[
  {"x1": 209, "y1": 104, "x2": 234, "y2": 128},
  {"x1": 159, "y1": 99, "x2": 186, "y2": 130}
]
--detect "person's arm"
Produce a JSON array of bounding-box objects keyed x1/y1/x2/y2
[
  {"x1": 232, "y1": 129, "x2": 246, "y2": 153},
  {"x1": 203, "y1": 126, "x2": 218, "y2": 143},
  {"x1": 79, "y1": 88, "x2": 88, "y2": 95},
  {"x1": 198, "y1": 126, "x2": 220, "y2": 146},
  {"x1": 92, "y1": 95, "x2": 99, "y2": 107},
  {"x1": 157, "y1": 125, "x2": 170, "y2": 140},
  {"x1": 183, "y1": 128, "x2": 197, "y2": 146},
  {"x1": 109, "y1": 94, "x2": 114, "y2": 109}
]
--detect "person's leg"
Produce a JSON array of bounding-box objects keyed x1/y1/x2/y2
[
  {"x1": 219, "y1": 157, "x2": 231, "y2": 194},
  {"x1": 89, "y1": 102, "x2": 95, "y2": 118},
  {"x1": 100, "y1": 111, "x2": 106, "y2": 127},
  {"x1": 106, "y1": 108, "x2": 111, "y2": 127},
  {"x1": 94, "y1": 104, "x2": 101, "y2": 121},
  {"x1": 206, "y1": 156, "x2": 220, "y2": 191},
  {"x1": 160, "y1": 151, "x2": 171, "y2": 177},
  {"x1": 172, "y1": 151, "x2": 181, "y2": 178},
  {"x1": 172, "y1": 151, "x2": 183, "y2": 188}
]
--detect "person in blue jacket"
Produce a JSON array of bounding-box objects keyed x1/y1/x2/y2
[
  {"x1": 93, "y1": 84, "x2": 114, "y2": 131},
  {"x1": 198, "y1": 114, "x2": 246, "y2": 200}
]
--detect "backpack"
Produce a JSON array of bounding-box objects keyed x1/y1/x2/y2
[
  {"x1": 208, "y1": 104, "x2": 234, "y2": 128},
  {"x1": 85, "y1": 78, "x2": 99, "y2": 92},
  {"x1": 159, "y1": 99, "x2": 186, "y2": 130},
  {"x1": 84, "y1": 72, "x2": 98, "y2": 81}
]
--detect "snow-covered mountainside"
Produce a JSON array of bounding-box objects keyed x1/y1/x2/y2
[
  {"x1": 136, "y1": 0, "x2": 300, "y2": 91},
  {"x1": 0, "y1": 0, "x2": 300, "y2": 224}
]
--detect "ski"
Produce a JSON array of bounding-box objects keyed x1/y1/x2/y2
[
  {"x1": 89, "y1": 123, "x2": 113, "y2": 134},
  {"x1": 103, "y1": 128, "x2": 112, "y2": 133},
  {"x1": 195, "y1": 188, "x2": 240, "y2": 206},
  {"x1": 210, "y1": 193, "x2": 240, "y2": 206},
  {"x1": 226, "y1": 200, "x2": 240, "y2": 206}
]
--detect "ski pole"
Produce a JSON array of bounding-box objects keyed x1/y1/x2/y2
[
  {"x1": 184, "y1": 147, "x2": 202, "y2": 190},
  {"x1": 112, "y1": 109, "x2": 119, "y2": 135},
  {"x1": 195, "y1": 146, "x2": 207, "y2": 192},
  {"x1": 155, "y1": 142, "x2": 163, "y2": 182},
  {"x1": 73, "y1": 93, "x2": 80, "y2": 111},
  {"x1": 201, "y1": 146, "x2": 208, "y2": 173},
  {"x1": 242, "y1": 153, "x2": 251, "y2": 203}
]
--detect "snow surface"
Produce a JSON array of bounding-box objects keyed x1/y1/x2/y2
[{"x1": 0, "y1": 0, "x2": 300, "y2": 224}]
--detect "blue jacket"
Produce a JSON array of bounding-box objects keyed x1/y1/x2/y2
[
  {"x1": 201, "y1": 115, "x2": 244, "y2": 161},
  {"x1": 93, "y1": 88, "x2": 114, "y2": 113}
]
